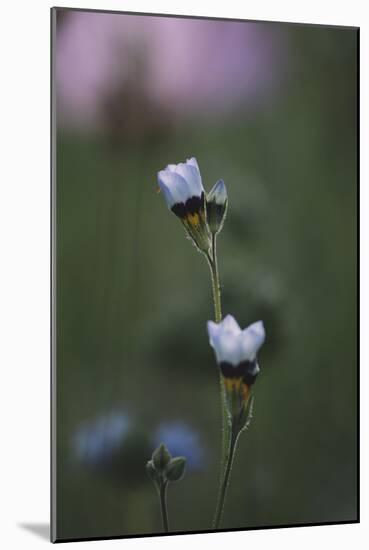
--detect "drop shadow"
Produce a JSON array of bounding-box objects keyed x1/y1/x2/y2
[{"x1": 18, "y1": 523, "x2": 50, "y2": 541}]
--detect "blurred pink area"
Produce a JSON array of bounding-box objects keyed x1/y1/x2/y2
[{"x1": 56, "y1": 11, "x2": 284, "y2": 130}]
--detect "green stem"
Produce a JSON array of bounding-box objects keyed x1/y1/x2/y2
[
  {"x1": 205, "y1": 235, "x2": 233, "y2": 528},
  {"x1": 213, "y1": 424, "x2": 239, "y2": 529},
  {"x1": 159, "y1": 483, "x2": 169, "y2": 533},
  {"x1": 207, "y1": 234, "x2": 222, "y2": 323}
]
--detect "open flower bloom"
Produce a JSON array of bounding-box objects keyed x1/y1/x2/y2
[
  {"x1": 157, "y1": 158, "x2": 211, "y2": 252},
  {"x1": 207, "y1": 315, "x2": 265, "y2": 405}
]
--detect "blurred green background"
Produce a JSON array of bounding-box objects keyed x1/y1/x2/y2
[{"x1": 55, "y1": 9, "x2": 357, "y2": 541}]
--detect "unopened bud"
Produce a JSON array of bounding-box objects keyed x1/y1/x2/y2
[
  {"x1": 166, "y1": 457, "x2": 186, "y2": 482},
  {"x1": 146, "y1": 460, "x2": 159, "y2": 482},
  {"x1": 206, "y1": 180, "x2": 228, "y2": 235},
  {"x1": 152, "y1": 443, "x2": 171, "y2": 472}
]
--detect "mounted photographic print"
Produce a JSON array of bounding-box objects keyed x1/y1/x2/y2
[{"x1": 51, "y1": 7, "x2": 359, "y2": 543}]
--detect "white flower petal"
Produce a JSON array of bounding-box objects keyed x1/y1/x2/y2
[
  {"x1": 207, "y1": 317, "x2": 265, "y2": 366},
  {"x1": 187, "y1": 157, "x2": 199, "y2": 170},
  {"x1": 208, "y1": 179, "x2": 227, "y2": 205},
  {"x1": 245, "y1": 321, "x2": 265, "y2": 344},
  {"x1": 157, "y1": 176, "x2": 175, "y2": 207},
  {"x1": 212, "y1": 329, "x2": 242, "y2": 365},
  {"x1": 220, "y1": 314, "x2": 241, "y2": 336},
  {"x1": 174, "y1": 161, "x2": 203, "y2": 198},
  {"x1": 207, "y1": 320, "x2": 220, "y2": 346},
  {"x1": 240, "y1": 321, "x2": 265, "y2": 361},
  {"x1": 207, "y1": 315, "x2": 242, "y2": 364},
  {"x1": 157, "y1": 169, "x2": 191, "y2": 208}
]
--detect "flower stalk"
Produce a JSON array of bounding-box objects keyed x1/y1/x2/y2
[
  {"x1": 213, "y1": 394, "x2": 254, "y2": 528},
  {"x1": 159, "y1": 482, "x2": 169, "y2": 532},
  {"x1": 206, "y1": 235, "x2": 222, "y2": 323},
  {"x1": 213, "y1": 421, "x2": 239, "y2": 529},
  {"x1": 146, "y1": 443, "x2": 186, "y2": 533},
  {"x1": 205, "y1": 235, "x2": 233, "y2": 526}
]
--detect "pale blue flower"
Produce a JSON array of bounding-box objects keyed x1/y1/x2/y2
[
  {"x1": 157, "y1": 157, "x2": 211, "y2": 253},
  {"x1": 207, "y1": 315, "x2": 265, "y2": 394},
  {"x1": 72, "y1": 411, "x2": 131, "y2": 467},
  {"x1": 208, "y1": 315, "x2": 265, "y2": 412},
  {"x1": 157, "y1": 157, "x2": 203, "y2": 210},
  {"x1": 207, "y1": 315, "x2": 265, "y2": 367}
]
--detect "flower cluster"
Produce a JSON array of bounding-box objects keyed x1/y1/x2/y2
[
  {"x1": 146, "y1": 443, "x2": 186, "y2": 485},
  {"x1": 152, "y1": 156, "x2": 266, "y2": 530},
  {"x1": 157, "y1": 157, "x2": 265, "y2": 421}
]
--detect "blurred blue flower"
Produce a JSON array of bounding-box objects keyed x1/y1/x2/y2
[
  {"x1": 72, "y1": 410, "x2": 131, "y2": 468},
  {"x1": 153, "y1": 422, "x2": 205, "y2": 471}
]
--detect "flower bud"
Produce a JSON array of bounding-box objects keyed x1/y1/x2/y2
[
  {"x1": 152, "y1": 443, "x2": 171, "y2": 471},
  {"x1": 146, "y1": 459, "x2": 159, "y2": 482},
  {"x1": 165, "y1": 457, "x2": 186, "y2": 482},
  {"x1": 206, "y1": 179, "x2": 228, "y2": 235}
]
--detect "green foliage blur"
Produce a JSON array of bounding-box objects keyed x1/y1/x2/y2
[{"x1": 55, "y1": 22, "x2": 357, "y2": 540}]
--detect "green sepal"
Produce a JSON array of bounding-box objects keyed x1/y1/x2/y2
[
  {"x1": 166, "y1": 456, "x2": 187, "y2": 482},
  {"x1": 237, "y1": 394, "x2": 254, "y2": 433},
  {"x1": 146, "y1": 459, "x2": 159, "y2": 482},
  {"x1": 152, "y1": 443, "x2": 171, "y2": 472}
]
